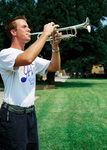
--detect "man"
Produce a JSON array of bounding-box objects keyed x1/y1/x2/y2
[{"x1": 0, "y1": 16, "x2": 61, "y2": 150}]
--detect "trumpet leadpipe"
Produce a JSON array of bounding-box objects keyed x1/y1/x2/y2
[{"x1": 29, "y1": 31, "x2": 43, "y2": 36}]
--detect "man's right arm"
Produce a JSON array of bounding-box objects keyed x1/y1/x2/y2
[
  {"x1": 14, "y1": 22, "x2": 59, "y2": 67},
  {"x1": 14, "y1": 32, "x2": 48, "y2": 67}
]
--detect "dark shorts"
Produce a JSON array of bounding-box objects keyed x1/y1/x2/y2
[{"x1": 0, "y1": 105, "x2": 39, "y2": 150}]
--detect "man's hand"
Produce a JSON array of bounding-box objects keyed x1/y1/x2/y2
[
  {"x1": 52, "y1": 30, "x2": 62, "y2": 45},
  {"x1": 43, "y1": 22, "x2": 59, "y2": 37}
]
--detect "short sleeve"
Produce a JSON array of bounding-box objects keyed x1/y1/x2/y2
[
  {"x1": 34, "y1": 57, "x2": 50, "y2": 75},
  {"x1": 0, "y1": 48, "x2": 23, "y2": 72}
]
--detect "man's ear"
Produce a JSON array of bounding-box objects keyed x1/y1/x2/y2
[{"x1": 10, "y1": 29, "x2": 16, "y2": 37}]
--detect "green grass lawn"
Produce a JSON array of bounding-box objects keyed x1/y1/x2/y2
[{"x1": 34, "y1": 79, "x2": 107, "y2": 150}]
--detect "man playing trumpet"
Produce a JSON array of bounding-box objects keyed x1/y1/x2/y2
[{"x1": 0, "y1": 16, "x2": 61, "y2": 150}]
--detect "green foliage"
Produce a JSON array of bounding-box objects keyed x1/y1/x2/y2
[
  {"x1": 0, "y1": 0, "x2": 107, "y2": 75},
  {"x1": 36, "y1": 74, "x2": 41, "y2": 81},
  {"x1": 0, "y1": 0, "x2": 37, "y2": 49},
  {"x1": 35, "y1": 0, "x2": 107, "y2": 75}
]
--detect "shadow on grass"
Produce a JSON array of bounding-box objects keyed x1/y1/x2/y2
[{"x1": 55, "y1": 80, "x2": 93, "y2": 89}]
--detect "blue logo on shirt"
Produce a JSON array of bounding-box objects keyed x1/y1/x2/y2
[{"x1": 20, "y1": 63, "x2": 34, "y2": 84}]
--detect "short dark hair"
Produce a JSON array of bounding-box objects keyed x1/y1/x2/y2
[{"x1": 5, "y1": 16, "x2": 27, "y2": 41}]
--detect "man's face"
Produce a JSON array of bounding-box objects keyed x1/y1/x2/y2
[{"x1": 15, "y1": 19, "x2": 31, "y2": 43}]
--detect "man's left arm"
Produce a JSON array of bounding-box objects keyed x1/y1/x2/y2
[{"x1": 46, "y1": 30, "x2": 62, "y2": 72}]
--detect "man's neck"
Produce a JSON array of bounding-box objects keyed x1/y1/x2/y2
[{"x1": 10, "y1": 39, "x2": 25, "y2": 51}]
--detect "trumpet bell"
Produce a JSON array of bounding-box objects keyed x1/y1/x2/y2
[
  {"x1": 86, "y1": 17, "x2": 91, "y2": 33},
  {"x1": 87, "y1": 25, "x2": 91, "y2": 33}
]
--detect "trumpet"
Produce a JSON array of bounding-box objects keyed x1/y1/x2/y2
[{"x1": 29, "y1": 17, "x2": 91, "y2": 43}]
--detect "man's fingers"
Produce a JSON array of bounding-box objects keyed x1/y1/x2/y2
[
  {"x1": 54, "y1": 24, "x2": 60, "y2": 28},
  {"x1": 53, "y1": 31, "x2": 62, "y2": 38}
]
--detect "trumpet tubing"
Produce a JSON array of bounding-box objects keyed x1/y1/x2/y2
[{"x1": 29, "y1": 17, "x2": 91, "y2": 42}]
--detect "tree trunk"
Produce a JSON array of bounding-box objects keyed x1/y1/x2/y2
[
  {"x1": 47, "y1": 72, "x2": 55, "y2": 85},
  {"x1": 102, "y1": 64, "x2": 107, "y2": 78}
]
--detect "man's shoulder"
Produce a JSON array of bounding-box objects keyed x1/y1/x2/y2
[
  {"x1": 0, "y1": 48, "x2": 23, "y2": 55},
  {"x1": 0, "y1": 48, "x2": 9, "y2": 52},
  {"x1": 0, "y1": 48, "x2": 10, "y2": 56}
]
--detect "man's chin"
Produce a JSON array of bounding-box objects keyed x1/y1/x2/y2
[{"x1": 25, "y1": 38, "x2": 31, "y2": 43}]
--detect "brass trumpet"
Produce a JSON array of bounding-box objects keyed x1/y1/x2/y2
[{"x1": 29, "y1": 17, "x2": 91, "y2": 43}]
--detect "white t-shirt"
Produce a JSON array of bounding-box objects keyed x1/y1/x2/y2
[{"x1": 0, "y1": 48, "x2": 50, "y2": 107}]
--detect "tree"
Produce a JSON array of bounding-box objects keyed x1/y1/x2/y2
[
  {"x1": 94, "y1": 25, "x2": 107, "y2": 77},
  {"x1": 35, "y1": 0, "x2": 106, "y2": 74},
  {"x1": 0, "y1": 0, "x2": 37, "y2": 49},
  {"x1": 0, "y1": 0, "x2": 107, "y2": 81}
]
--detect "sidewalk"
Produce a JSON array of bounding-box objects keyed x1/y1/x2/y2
[{"x1": 55, "y1": 76, "x2": 69, "y2": 82}]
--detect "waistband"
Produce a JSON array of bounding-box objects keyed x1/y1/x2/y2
[{"x1": 2, "y1": 102, "x2": 34, "y2": 114}]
